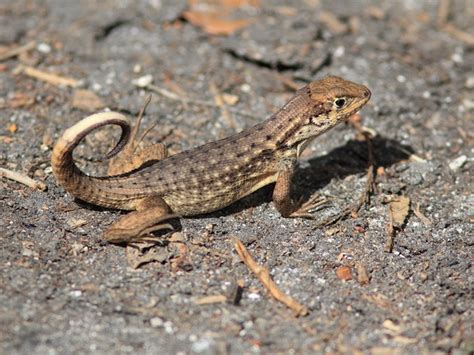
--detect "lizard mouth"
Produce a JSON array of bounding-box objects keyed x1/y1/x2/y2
[{"x1": 344, "y1": 92, "x2": 371, "y2": 120}]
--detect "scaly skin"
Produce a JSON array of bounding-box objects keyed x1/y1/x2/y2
[{"x1": 51, "y1": 76, "x2": 371, "y2": 243}]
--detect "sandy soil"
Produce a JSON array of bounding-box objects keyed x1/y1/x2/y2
[{"x1": 1, "y1": 1, "x2": 472, "y2": 353}]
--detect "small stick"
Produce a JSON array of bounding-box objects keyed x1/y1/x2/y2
[
  {"x1": 234, "y1": 239, "x2": 308, "y2": 317},
  {"x1": 437, "y1": 0, "x2": 451, "y2": 26},
  {"x1": 209, "y1": 82, "x2": 237, "y2": 130},
  {"x1": 195, "y1": 294, "x2": 227, "y2": 305},
  {"x1": 0, "y1": 41, "x2": 36, "y2": 62},
  {"x1": 15, "y1": 65, "x2": 79, "y2": 87},
  {"x1": 384, "y1": 210, "x2": 395, "y2": 253},
  {"x1": 413, "y1": 203, "x2": 432, "y2": 226},
  {"x1": 442, "y1": 24, "x2": 474, "y2": 46},
  {"x1": 142, "y1": 83, "x2": 259, "y2": 120},
  {"x1": 0, "y1": 167, "x2": 47, "y2": 191},
  {"x1": 436, "y1": 0, "x2": 474, "y2": 46}
]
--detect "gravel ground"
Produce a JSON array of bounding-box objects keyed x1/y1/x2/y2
[{"x1": 1, "y1": 1, "x2": 473, "y2": 354}]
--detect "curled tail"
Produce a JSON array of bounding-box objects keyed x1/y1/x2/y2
[{"x1": 51, "y1": 112, "x2": 131, "y2": 207}]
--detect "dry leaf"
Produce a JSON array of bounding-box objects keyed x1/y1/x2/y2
[
  {"x1": 320, "y1": 11, "x2": 348, "y2": 35},
  {"x1": 336, "y1": 265, "x2": 352, "y2": 281},
  {"x1": 188, "y1": 0, "x2": 260, "y2": 11},
  {"x1": 382, "y1": 319, "x2": 402, "y2": 334},
  {"x1": 9, "y1": 92, "x2": 34, "y2": 108},
  {"x1": 169, "y1": 232, "x2": 193, "y2": 272},
  {"x1": 126, "y1": 245, "x2": 169, "y2": 269},
  {"x1": 1, "y1": 136, "x2": 14, "y2": 144},
  {"x1": 221, "y1": 93, "x2": 239, "y2": 105},
  {"x1": 389, "y1": 196, "x2": 410, "y2": 227},
  {"x1": 7, "y1": 123, "x2": 17, "y2": 133},
  {"x1": 356, "y1": 262, "x2": 370, "y2": 285},
  {"x1": 182, "y1": 10, "x2": 251, "y2": 35},
  {"x1": 66, "y1": 218, "x2": 88, "y2": 229},
  {"x1": 363, "y1": 293, "x2": 392, "y2": 310},
  {"x1": 72, "y1": 90, "x2": 105, "y2": 112}
]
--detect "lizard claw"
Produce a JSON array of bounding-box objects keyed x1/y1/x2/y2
[{"x1": 289, "y1": 194, "x2": 329, "y2": 219}]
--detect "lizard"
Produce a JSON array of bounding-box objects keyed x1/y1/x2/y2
[{"x1": 51, "y1": 76, "x2": 371, "y2": 245}]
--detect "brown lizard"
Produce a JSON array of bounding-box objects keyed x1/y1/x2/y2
[{"x1": 51, "y1": 76, "x2": 371, "y2": 244}]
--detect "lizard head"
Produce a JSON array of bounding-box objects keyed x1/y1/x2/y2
[
  {"x1": 283, "y1": 76, "x2": 371, "y2": 155},
  {"x1": 308, "y1": 75, "x2": 371, "y2": 125}
]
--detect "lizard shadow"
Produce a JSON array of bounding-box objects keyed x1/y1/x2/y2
[{"x1": 196, "y1": 134, "x2": 414, "y2": 218}]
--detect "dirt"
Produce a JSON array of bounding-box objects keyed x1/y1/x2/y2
[{"x1": 1, "y1": 1, "x2": 473, "y2": 354}]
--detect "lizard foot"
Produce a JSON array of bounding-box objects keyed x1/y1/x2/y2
[
  {"x1": 289, "y1": 194, "x2": 329, "y2": 219},
  {"x1": 104, "y1": 208, "x2": 178, "y2": 245}
]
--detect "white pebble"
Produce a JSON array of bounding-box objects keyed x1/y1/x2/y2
[
  {"x1": 132, "y1": 74, "x2": 153, "y2": 87},
  {"x1": 449, "y1": 155, "x2": 467, "y2": 172}
]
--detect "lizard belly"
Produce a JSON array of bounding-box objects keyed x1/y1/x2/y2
[{"x1": 162, "y1": 172, "x2": 278, "y2": 216}]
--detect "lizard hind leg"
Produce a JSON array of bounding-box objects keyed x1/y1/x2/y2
[
  {"x1": 108, "y1": 95, "x2": 168, "y2": 176},
  {"x1": 104, "y1": 195, "x2": 177, "y2": 245}
]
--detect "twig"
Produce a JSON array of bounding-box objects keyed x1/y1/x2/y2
[
  {"x1": 195, "y1": 294, "x2": 227, "y2": 305},
  {"x1": 384, "y1": 209, "x2": 395, "y2": 253},
  {"x1": 356, "y1": 262, "x2": 370, "y2": 285},
  {"x1": 0, "y1": 167, "x2": 47, "y2": 191},
  {"x1": 142, "y1": 83, "x2": 258, "y2": 120},
  {"x1": 169, "y1": 232, "x2": 193, "y2": 272},
  {"x1": 413, "y1": 203, "x2": 432, "y2": 226},
  {"x1": 233, "y1": 239, "x2": 308, "y2": 317},
  {"x1": 0, "y1": 41, "x2": 36, "y2": 62},
  {"x1": 313, "y1": 115, "x2": 376, "y2": 228},
  {"x1": 209, "y1": 82, "x2": 237, "y2": 130},
  {"x1": 14, "y1": 65, "x2": 79, "y2": 87},
  {"x1": 441, "y1": 24, "x2": 474, "y2": 46},
  {"x1": 437, "y1": 0, "x2": 474, "y2": 46}
]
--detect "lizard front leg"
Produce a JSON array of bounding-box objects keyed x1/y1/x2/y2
[
  {"x1": 104, "y1": 195, "x2": 177, "y2": 245},
  {"x1": 273, "y1": 166, "x2": 327, "y2": 219}
]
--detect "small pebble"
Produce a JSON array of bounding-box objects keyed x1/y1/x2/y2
[
  {"x1": 133, "y1": 64, "x2": 142, "y2": 74},
  {"x1": 150, "y1": 317, "x2": 164, "y2": 328},
  {"x1": 462, "y1": 98, "x2": 474, "y2": 111},
  {"x1": 448, "y1": 155, "x2": 467, "y2": 172},
  {"x1": 37, "y1": 43, "x2": 51, "y2": 53},
  {"x1": 465, "y1": 76, "x2": 474, "y2": 89},
  {"x1": 132, "y1": 74, "x2": 153, "y2": 87}
]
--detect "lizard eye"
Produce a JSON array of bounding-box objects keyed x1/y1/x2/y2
[{"x1": 334, "y1": 98, "x2": 346, "y2": 109}]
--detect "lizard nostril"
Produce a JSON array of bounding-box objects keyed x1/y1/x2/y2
[{"x1": 363, "y1": 89, "x2": 371, "y2": 98}]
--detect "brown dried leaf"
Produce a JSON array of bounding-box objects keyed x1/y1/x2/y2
[
  {"x1": 7, "y1": 123, "x2": 17, "y2": 133},
  {"x1": 389, "y1": 196, "x2": 410, "y2": 227},
  {"x1": 169, "y1": 232, "x2": 193, "y2": 272},
  {"x1": 356, "y1": 262, "x2": 370, "y2": 285},
  {"x1": 336, "y1": 265, "x2": 352, "y2": 281},
  {"x1": 221, "y1": 93, "x2": 239, "y2": 106},
  {"x1": 0, "y1": 136, "x2": 14, "y2": 144},
  {"x1": 126, "y1": 246, "x2": 169, "y2": 269},
  {"x1": 9, "y1": 92, "x2": 34, "y2": 108},
  {"x1": 188, "y1": 0, "x2": 260, "y2": 10},
  {"x1": 72, "y1": 89, "x2": 105, "y2": 112},
  {"x1": 182, "y1": 10, "x2": 251, "y2": 35},
  {"x1": 363, "y1": 293, "x2": 392, "y2": 310},
  {"x1": 320, "y1": 11, "x2": 348, "y2": 35}
]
